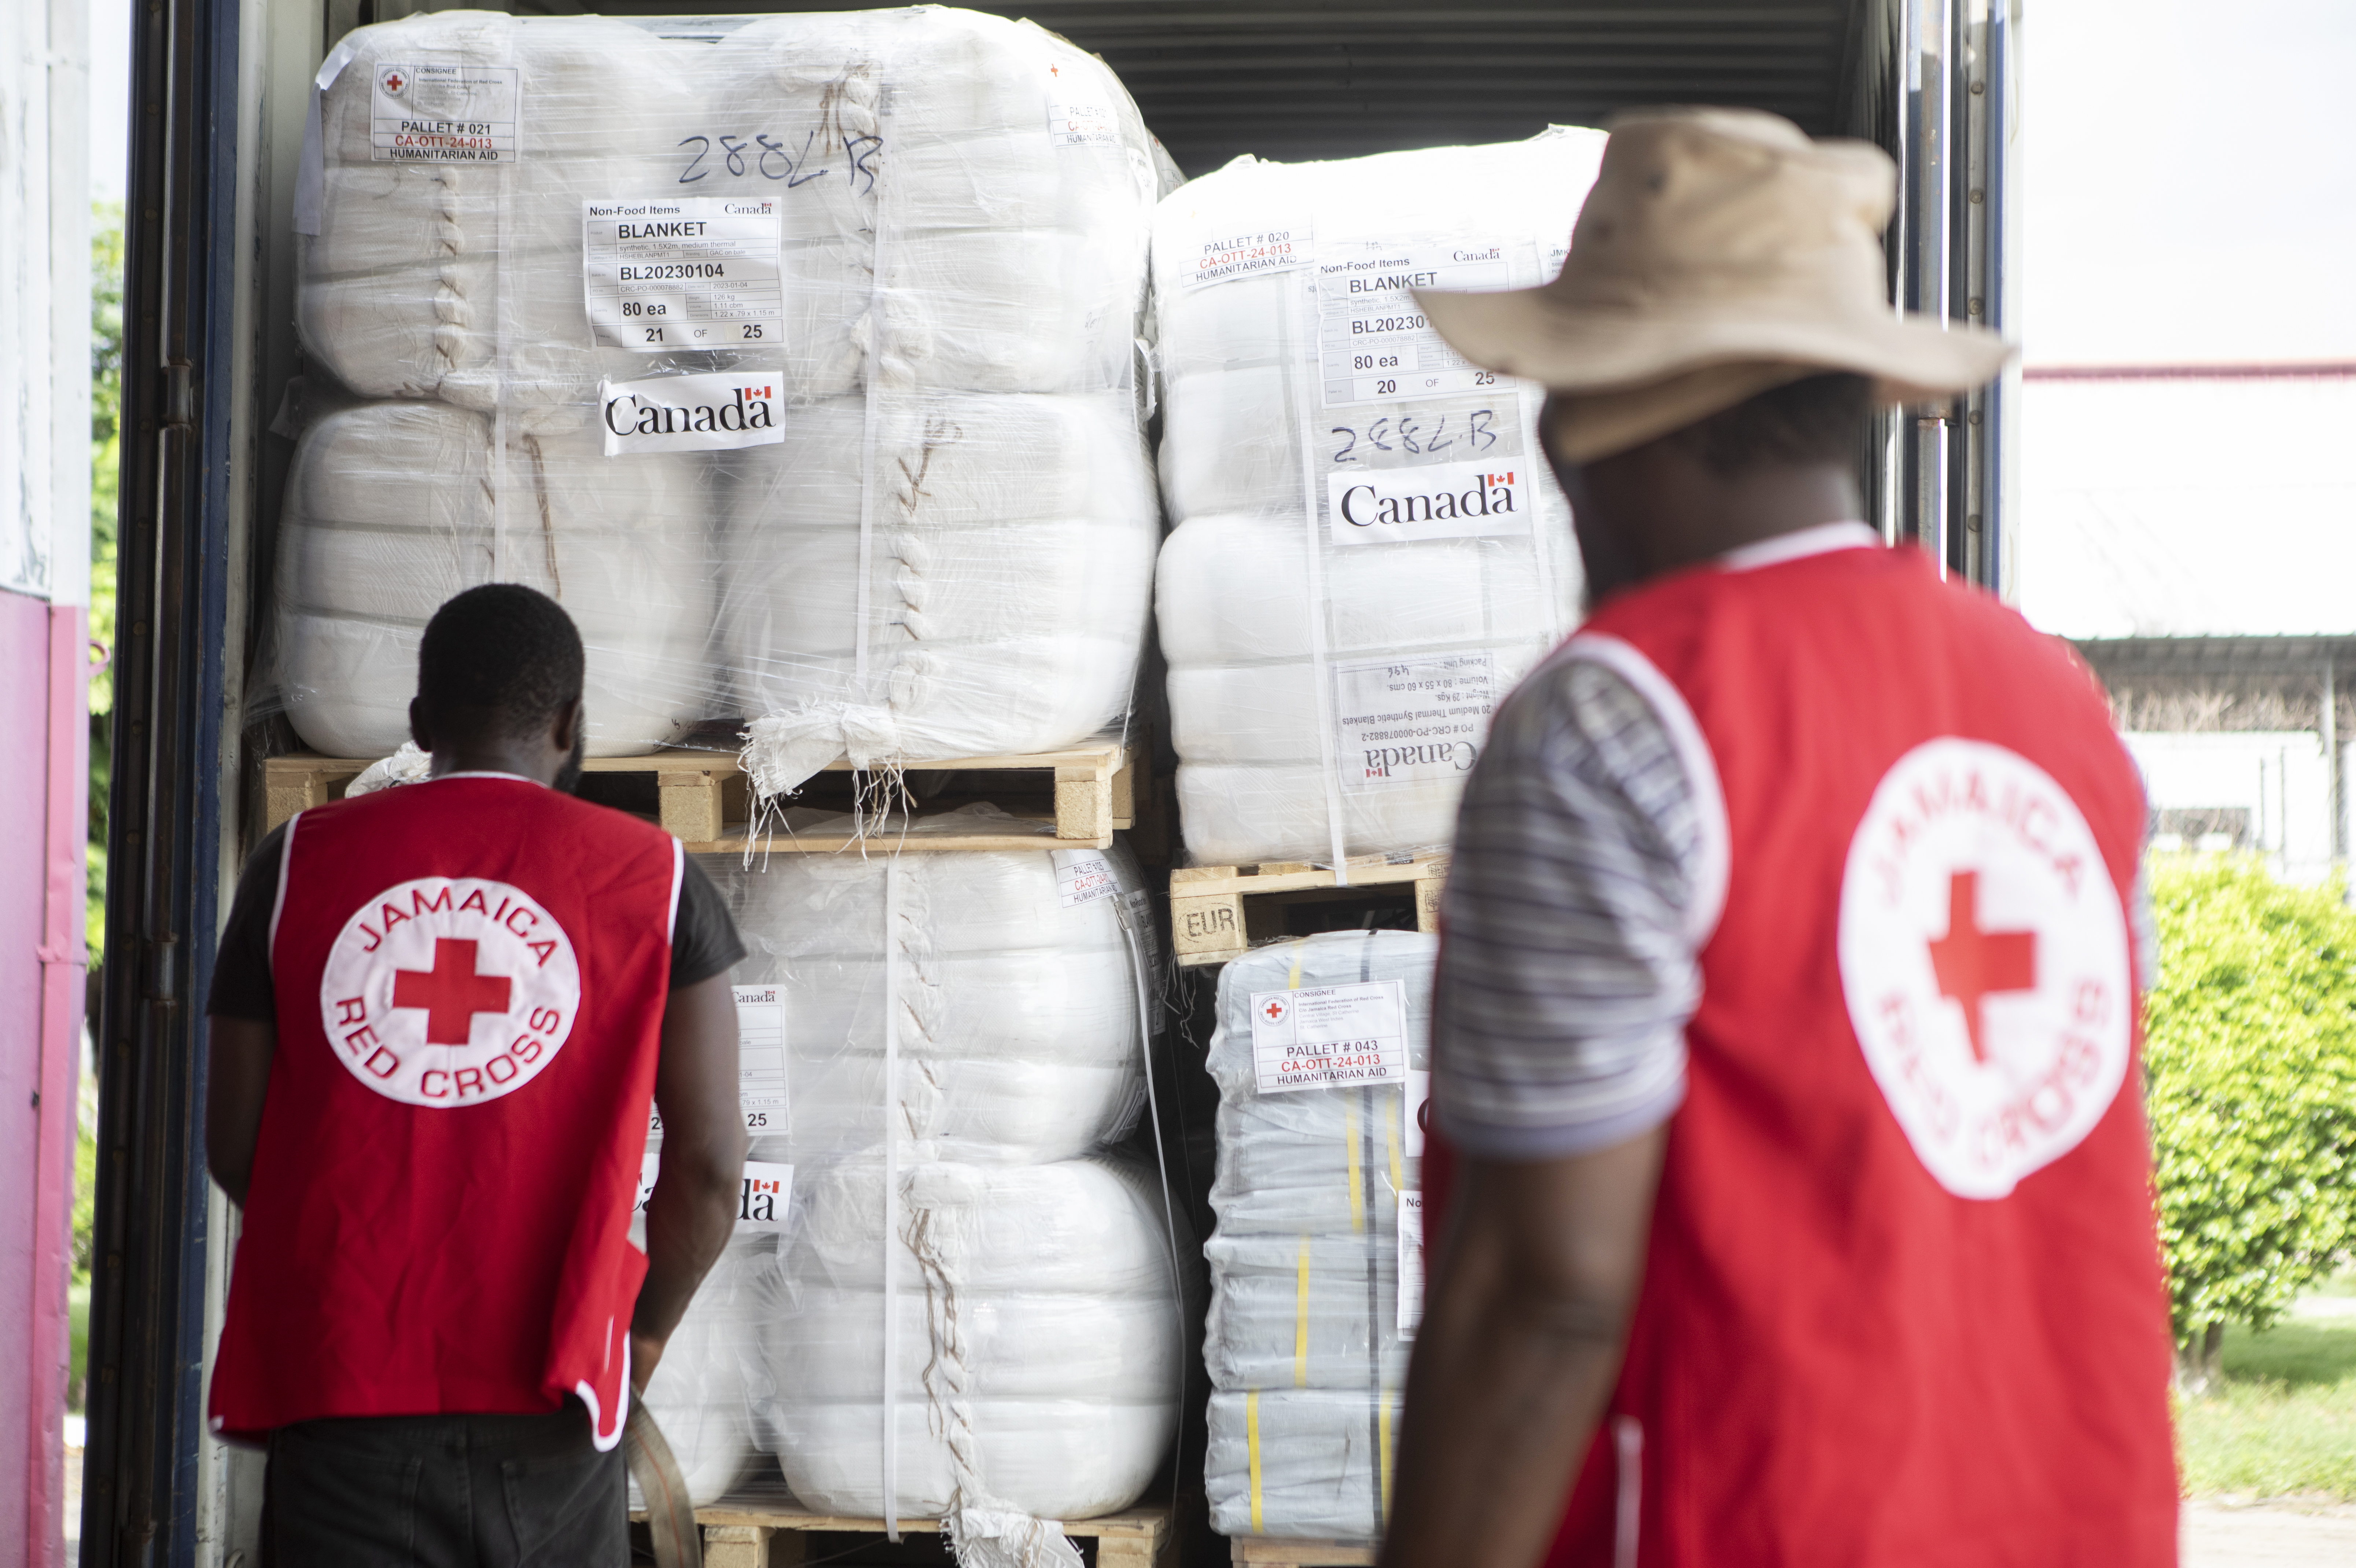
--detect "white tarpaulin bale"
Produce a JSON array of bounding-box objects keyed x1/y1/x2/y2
[
  {"x1": 721, "y1": 390, "x2": 1158, "y2": 783},
  {"x1": 1152, "y1": 133, "x2": 1605, "y2": 865},
  {"x1": 626, "y1": 1233, "x2": 765, "y2": 1510},
  {"x1": 1202, "y1": 931, "x2": 1436, "y2": 1542},
  {"x1": 718, "y1": 831, "x2": 1156, "y2": 1165},
  {"x1": 755, "y1": 1156, "x2": 1183, "y2": 1521},
  {"x1": 272, "y1": 400, "x2": 710, "y2": 757}
]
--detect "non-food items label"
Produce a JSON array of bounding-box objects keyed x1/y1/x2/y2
[
  {"x1": 1326, "y1": 456, "x2": 1531, "y2": 545},
  {"x1": 371, "y1": 62, "x2": 519, "y2": 164},
  {"x1": 599, "y1": 370, "x2": 783, "y2": 457},
  {"x1": 648, "y1": 984, "x2": 789, "y2": 1137},
  {"x1": 582, "y1": 197, "x2": 784, "y2": 352},
  {"x1": 1316, "y1": 239, "x2": 1516, "y2": 407},
  {"x1": 1398, "y1": 1190, "x2": 1424, "y2": 1336},
  {"x1": 1332, "y1": 653, "x2": 1499, "y2": 792},
  {"x1": 1249, "y1": 979, "x2": 1409, "y2": 1093}
]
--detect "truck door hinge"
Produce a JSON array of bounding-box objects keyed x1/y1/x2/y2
[{"x1": 164, "y1": 361, "x2": 195, "y2": 430}]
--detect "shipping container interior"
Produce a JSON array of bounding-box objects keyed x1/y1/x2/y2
[{"x1": 85, "y1": 3, "x2": 2018, "y2": 1563}]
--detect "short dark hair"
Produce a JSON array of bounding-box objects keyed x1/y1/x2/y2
[
  {"x1": 1674, "y1": 371, "x2": 1874, "y2": 478},
  {"x1": 416, "y1": 584, "x2": 584, "y2": 740}
]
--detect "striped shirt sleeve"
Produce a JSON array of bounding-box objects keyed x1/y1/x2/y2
[{"x1": 1432, "y1": 651, "x2": 1708, "y2": 1160}]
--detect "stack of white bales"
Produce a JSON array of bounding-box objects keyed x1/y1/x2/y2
[
  {"x1": 282, "y1": 8, "x2": 1164, "y2": 771},
  {"x1": 1152, "y1": 132, "x2": 1607, "y2": 865},
  {"x1": 720, "y1": 821, "x2": 1187, "y2": 1540},
  {"x1": 1201, "y1": 931, "x2": 1436, "y2": 1542}
]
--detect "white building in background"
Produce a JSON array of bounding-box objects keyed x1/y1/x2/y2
[{"x1": 2021, "y1": 365, "x2": 2356, "y2": 883}]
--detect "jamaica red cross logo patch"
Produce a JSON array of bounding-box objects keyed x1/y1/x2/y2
[
  {"x1": 1838, "y1": 739, "x2": 2132, "y2": 1199},
  {"x1": 318, "y1": 877, "x2": 581, "y2": 1108}
]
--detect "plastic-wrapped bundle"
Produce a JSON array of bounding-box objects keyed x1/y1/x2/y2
[
  {"x1": 301, "y1": 9, "x2": 1158, "y2": 409},
  {"x1": 272, "y1": 400, "x2": 710, "y2": 757},
  {"x1": 628, "y1": 1234, "x2": 765, "y2": 1509},
  {"x1": 1152, "y1": 132, "x2": 1608, "y2": 865},
  {"x1": 718, "y1": 828, "x2": 1156, "y2": 1165},
  {"x1": 1202, "y1": 931, "x2": 1437, "y2": 1543},
  {"x1": 755, "y1": 1156, "x2": 1183, "y2": 1522},
  {"x1": 722, "y1": 391, "x2": 1159, "y2": 784}
]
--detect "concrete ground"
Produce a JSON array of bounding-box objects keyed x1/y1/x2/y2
[{"x1": 2184, "y1": 1499, "x2": 2356, "y2": 1566}]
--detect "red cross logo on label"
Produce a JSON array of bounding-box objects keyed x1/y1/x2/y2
[
  {"x1": 1838, "y1": 740, "x2": 2131, "y2": 1199},
  {"x1": 380, "y1": 69, "x2": 405, "y2": 94},
  {"x1": 1261, "y1": 997, "x2": 1290, "y2": 1025},
  {"x1": 319, "y1": 877, "x2": 580, "y2": 1108}
]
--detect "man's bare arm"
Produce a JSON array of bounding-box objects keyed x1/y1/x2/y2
[
  {"x1": 205, "y1": 1017, "x2": 278, "y2": 1208},
  {"x1": 631, "y1": 971, "x2": 747, "y2": 1392},
  {"x1": 1380, "y1": 1127, "x2": 1668, "y2": 1568}
]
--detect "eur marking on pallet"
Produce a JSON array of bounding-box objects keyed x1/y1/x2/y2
[{"x1": 1168, "y1": 852, "x2": 1448, "y2": 967}]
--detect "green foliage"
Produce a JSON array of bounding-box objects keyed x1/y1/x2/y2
[
  {"x1": 89, "y1": 204, "x2": 122, "y2": 961},
  {"x1": 2174, "y1": 1301, "x2": 2356, "y2": 1498},
  {"x1": 2146, "y1": 857, "x2": 2356, "y2": 1345}
]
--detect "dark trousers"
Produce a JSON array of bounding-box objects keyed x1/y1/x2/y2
[{"x1": 260, "y1": 1403, "x2": 626, "y2": 1568}]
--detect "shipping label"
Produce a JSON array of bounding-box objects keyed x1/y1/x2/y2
[
  {"x1": 370, "y1": 62, "x2": 519, "y2": 164},
  {"x1": 582, "y1": 197, "x2": 784, "y2": 352},
  {"x1": 1046, "y1": 68, "x2": 1119, "y2": 148},
  {"x1": 1177, "y1": 222, "x2": 1314, "y2": 290},
  {"x1": 1316, "y1": 238, "x2": 1519, "y2": 407},
  {"x1": 737, "y1": 1160, "x2": 794, "y2": 1233},
  {"x1": 1332, "y1": 652, "x2": 1499, "y2": 792},
  {"x1": 1398, "y1": 1190, "x2": 1425, "y2": 1336},
  {"x1": 648, "y1": 984, "x2": 788, "y2": 1137},
  {"x1": 1326, "y1": 455, "x2": 1532, "y2": 546},
  {"x1": 1051, "y1": 849, "x2": 1119, "y2": 908},
  {"x1": 599, "y1": 370, "x2": 783, "y2": 457},
  {"x1": 1249, "y1": 979, "x2": 1409, "y2": 1093},
  {"x1": 1404, "y1": 1069, "x2": 1431, "y2": 1158}
]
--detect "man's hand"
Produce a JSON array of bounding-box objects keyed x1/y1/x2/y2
[
  {"x1": 630, "y1": 973, "x2": 747, "y2": 1369},
  {"x1": 206, "y1": 1016, "x2": 279, "y2": 1207},
  {"x1": 1379, "y1": 1127, "x2": 1667, "y2": 1568}
]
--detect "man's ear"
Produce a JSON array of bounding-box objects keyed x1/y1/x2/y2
[
  {"x1": 549, "y1": 696, "x2": 584, "y2": 756},
  {"x1": 408, "y1": 697, "x2": 434, "y2": 754}
]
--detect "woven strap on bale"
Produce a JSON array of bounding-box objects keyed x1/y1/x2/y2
[{"x1": 625, "y1": 1402, "x2": 703, "y2": 1568}]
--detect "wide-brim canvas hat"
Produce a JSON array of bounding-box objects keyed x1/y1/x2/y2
[{"x1": 1416, "y1": 107, "x2": 2013, "y2": 462}]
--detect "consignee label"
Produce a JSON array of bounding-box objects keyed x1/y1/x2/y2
[{"x1": 1249, "y1": 979, "x2": 1409, "y2": 1093}]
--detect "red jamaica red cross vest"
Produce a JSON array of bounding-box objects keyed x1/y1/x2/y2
[
  {"x1": 1505, "y1": 528, "x2": 2176, "y2": 1565},
  {"x1": 208, "y1": 773, "x2": 681, "y2": 1449}
]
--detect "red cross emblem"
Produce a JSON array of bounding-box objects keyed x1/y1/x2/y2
[
  {"x1": 1926, "y1": 871, "x2": 2037, "y2": 1063},
  {"x1": 382, "y1": 70, "x2": 405, "y2": 93},
  {"x1": 391, "y1": 938, "x2": 512, "y2": 1045},
  {"x1": 1049, "y1": 63, "x2": 1060, "y2": 76},
  {"x1": 1261, "y1": 997, "x2": 1288, "y2": 1024}
]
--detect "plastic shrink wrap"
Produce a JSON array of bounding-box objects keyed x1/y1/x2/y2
[
  {"x1": 706, "y1": 824, "x2": 1186, "y2": 1537},
  {"x1": 1152, "y1": 132, "x2": 1608, "y2": 865},
  {"x1": 273, "y1": 400, "x2": 711, "y2": 757},
  {"x1": 283, "y1": 8, "x2": 1162, "y2": 777},
  {"x1": 1202, "y1": 931, "x2": 1436, "y2": 1542},
  {"x1": 626, "y1": 1234, "x2": 765, "y2": 1509}
]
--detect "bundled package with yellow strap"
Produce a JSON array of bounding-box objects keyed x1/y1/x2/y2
[{"x1": 1202, "y1": 929, "x2": 1436, "y2": 1542}]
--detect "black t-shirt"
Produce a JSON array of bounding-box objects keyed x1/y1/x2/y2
[{"x1": 205, "y1": 817, "x2": 748, "y2": 1021}]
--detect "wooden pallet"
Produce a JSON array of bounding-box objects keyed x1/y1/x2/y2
[
  {"x1": 1168, "y1": 852, "x2": 1448, "y2": 967},
  {"x1": 260, "y1": 740, "x2": 1136, "y2": 851},
  {"x1": 1227, "y1": 1538, "x2": 1376, "y2": 1567},
  {"x1": 638, "y1": 1498, "x2": 1174, "y2": 1567}
]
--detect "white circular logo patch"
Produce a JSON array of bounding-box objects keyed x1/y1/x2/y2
[
  {"x1": 318, "y1": 877, "x2": 581, "y2": 1108},
  {"x1": 1838, "y1": 739, "x2": 2131, "y2": 1199}
]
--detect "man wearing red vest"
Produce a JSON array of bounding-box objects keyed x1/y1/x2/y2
[
  {"x1": 204, "y1": 584, "x2": 749, "y2": 1565},
  {"x1": 1382, "y1": 110, "x2": 2178, "y2": 1565}
]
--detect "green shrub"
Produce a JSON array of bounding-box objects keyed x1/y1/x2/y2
[{"x1": 2146, "y1": 856, "x2": 2356, "y2": 1386}]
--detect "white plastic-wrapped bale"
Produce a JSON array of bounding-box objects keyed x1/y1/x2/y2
[
  {"x1": 272, "y1": 400, "x2": 710, "y2": 757},
  {"x1": 753, "y1": 1155, "x2": 1184, "y2": 1523},
  {"x1": 626, "y1": 1233, "x2": 765, "y2": 1509},
  {"x1": 717, "y1": 826, "x2": 1157, "y2": 1165},
  {"x1": 1152, "y1": 132, "x2": 1607, "y2": 865},
  {"x1": 1201, "y1": 931, "x2": 1436, "y2": 1543},
  {"x1": 720, "y1": 390, "x2": 1159, "y2": 786}
]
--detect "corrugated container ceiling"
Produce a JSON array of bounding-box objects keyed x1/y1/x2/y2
[{"x1": 578, "y1": 0, "x2": 1886, "y2": 174}]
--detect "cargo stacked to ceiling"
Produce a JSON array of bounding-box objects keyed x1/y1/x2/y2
[
  {"x1": 272, "y1": 6, "x2": 1164, "y2": 806},
  {"x1": 1150, "y1": 132, "x2": 1604, "y2": 870},
  {"x1": 271, "y1": 6, "x2": 1189, "y2": 1555}
]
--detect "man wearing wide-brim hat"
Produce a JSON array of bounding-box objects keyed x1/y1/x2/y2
[{"x1": 1385, "y1": 109, "x2": 2176, "y2": 1567}]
